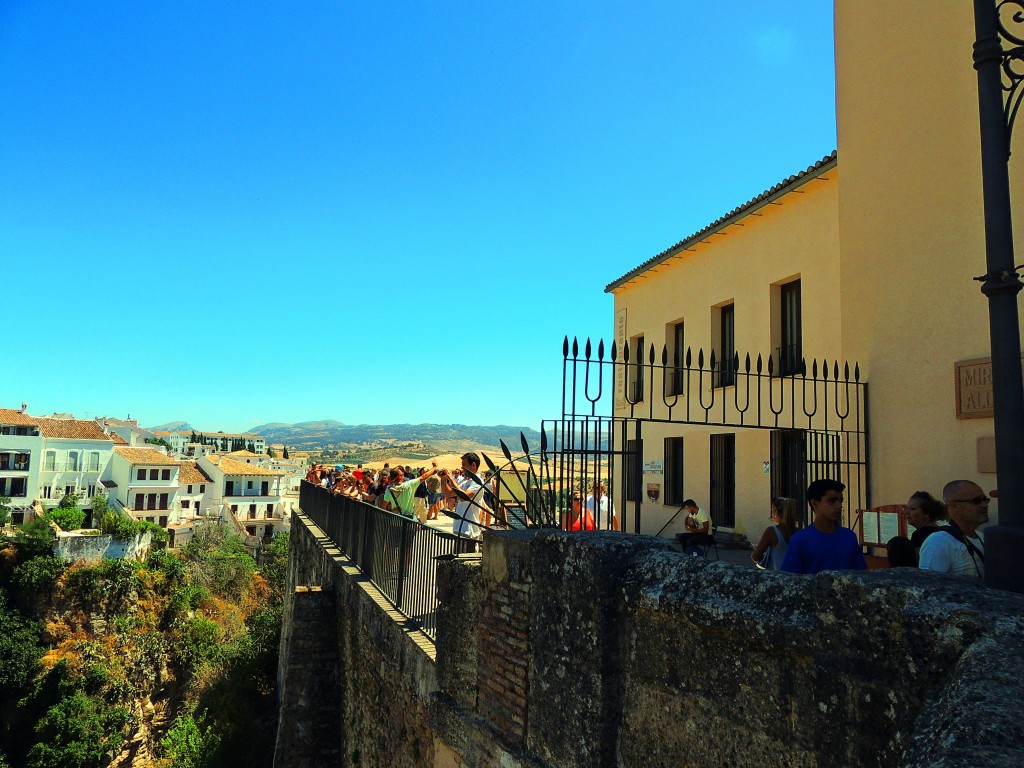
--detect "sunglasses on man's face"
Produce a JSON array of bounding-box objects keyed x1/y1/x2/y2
[{"x1": 952, "y1": 495, "x2": 989, "y2": 505}]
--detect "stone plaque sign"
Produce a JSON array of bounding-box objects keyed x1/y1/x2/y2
[
  {"x1": 955, "y1": 356, "x2": 1024, "y2": 419},
  {"x1": 643, "y1": 459, "x2": 663, "y2": 473}
]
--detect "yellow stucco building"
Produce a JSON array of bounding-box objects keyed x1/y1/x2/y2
[{"x1": 603, "y1": 2, "x2": 1024, "y2": 545}]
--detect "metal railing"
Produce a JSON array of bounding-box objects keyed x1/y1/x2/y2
[{"x1": 300, "y1": 481, "x2": 474, "y2": 640}]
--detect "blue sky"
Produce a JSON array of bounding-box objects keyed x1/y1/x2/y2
[{"x1": 0, "y1": 1, "x2": 836, "y2": 433}]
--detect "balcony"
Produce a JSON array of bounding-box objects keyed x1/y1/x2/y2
[{"x1": 0, "y1": 453, "x2": 31, "y2": 472}]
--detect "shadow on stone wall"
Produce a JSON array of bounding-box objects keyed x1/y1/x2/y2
[{"x1": 275, "y1": 514, "x2": 1024, "y2": 768}]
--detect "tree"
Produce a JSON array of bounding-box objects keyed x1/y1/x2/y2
[
  {"x1": 58, "y1": 492, "x2": 80, "y2": 510},
  {"x1": 0, "y1": 496, "x2": 11, "y2": 528},
  {"x1": 90, "y1": 495, "x2": 107, "y2": 520},
  {"x1": 265, "y1": 447, "x2": 276, "y2": 459},
  {"x1": 282, "y1": 446, "x2": 289, "y2": 460},
  {"x1": 144, "y1": 437, "x2": 172, "y2": 451},
  {"x1": 246, "y1": 442, "x2": 254, "y2": 453}
]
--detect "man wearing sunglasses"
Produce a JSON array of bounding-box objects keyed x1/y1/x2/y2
[{"x1": 919, "y1": 480, "x2": 989, "y2": 579}]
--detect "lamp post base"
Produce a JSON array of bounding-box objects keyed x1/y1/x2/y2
[{"x1": 984, "y1": 525, "x2": 1024, "y2": 593}]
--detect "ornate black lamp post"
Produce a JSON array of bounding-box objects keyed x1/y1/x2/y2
[{"x1": 972, "y1": 0, "x2": 1024, "y2": 592}]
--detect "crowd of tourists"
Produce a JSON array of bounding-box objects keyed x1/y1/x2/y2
[
  {"x1": 748, "y1": 477, "x2": 990, "y2": 580},
  {"x1": 305, "y1": 452, "x2": 497, "y2": 543}
]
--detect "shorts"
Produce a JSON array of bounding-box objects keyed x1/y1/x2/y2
[
  {"x1": 428, "y1": 492, "x2": 442, "y2": 505},
  {"x1": 413, "y1": 497, "x2": 428, "y2": 523}
]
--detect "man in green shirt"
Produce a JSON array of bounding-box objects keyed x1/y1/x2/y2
[{"x1": 387, "y1": 462, "x2": 439, "y2": 519}]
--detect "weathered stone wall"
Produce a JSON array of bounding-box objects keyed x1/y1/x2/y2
[
  {"x1": 277, "y1": 516, "x2": 1024, "y2": 768},
  {"x1": 52, "y1": 531, "x2": 151, "y2": 562}
]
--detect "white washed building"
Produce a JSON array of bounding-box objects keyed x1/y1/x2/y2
[
  {"x1": 104, "y1": 447, "x2": 182, "y2": 527},
  {"x1": 198, "y1": 454, "x2": 286, "y2": 537}
]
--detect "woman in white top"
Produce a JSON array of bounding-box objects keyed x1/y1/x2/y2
[{"x1": 751, "y1": 497, "x2": 801, "y2": 570}]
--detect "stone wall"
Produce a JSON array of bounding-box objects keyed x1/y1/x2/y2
[
  {"x1": 51, "y1": 531, "x2": 151, "y2": 562},
  {"x1": 276, "y1": 515, "x2": 1024, "y2": 768}
]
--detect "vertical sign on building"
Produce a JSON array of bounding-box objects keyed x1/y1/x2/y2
[{"x1": 615, "y1": 309, "x2": 627, "y2": 410}]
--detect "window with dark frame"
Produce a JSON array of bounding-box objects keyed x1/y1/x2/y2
[
  {"x1": 669, "y1": 322, "x2": 685, "y2": 395},
  {"x1": 716, "y1": 305, "x2": 736, "y2": 387},
  {"x1": 779, "y1": 280, "x2": 803, "y2": 376},
  {"x1": 161, "y1": 469, "x2": 171, "y2": 481},
  {"x1": 149, "y1": 469, "x2": 159, "y2": 480},
  {"x1": 137, "y1": 469, "x2": 146, "y2": 481},
  {"x1": 664, "y1": 437, "x2": 685, "y2": 506},
  {"x1": 625, "y1": 439, "x2": 642, "y2": 502},
  {"x1": 709, "y1": 433, "x2": 736, "y2": 528}
]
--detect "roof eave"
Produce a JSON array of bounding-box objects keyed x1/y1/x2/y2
[{"x1": 604, "y1": 151, "x2": 838, "y2": 294}]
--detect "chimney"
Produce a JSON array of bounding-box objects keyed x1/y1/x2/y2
[{"x1": 20, "y1": 402, "x2": 27, "y2": 414}]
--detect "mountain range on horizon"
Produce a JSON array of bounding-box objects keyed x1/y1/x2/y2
[{"x1": 145, "y1": 419, "x2": 544, "y2": 452}]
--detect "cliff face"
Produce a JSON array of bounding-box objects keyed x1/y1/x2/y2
[{"x1": 0, "y1": 525, "x2": 288, "y2": 768}]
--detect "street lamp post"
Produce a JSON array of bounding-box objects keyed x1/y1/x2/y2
[{"x1": 972, "y1": 0, "x2": 1024, "y2": 592}]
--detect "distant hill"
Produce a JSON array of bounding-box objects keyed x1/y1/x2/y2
[
  {"x1": 248, "y1": 421, "x2": 542, "y2": 452},
  {"x1": 146, "y1": 420, "x2": 194, "y2": 432}
]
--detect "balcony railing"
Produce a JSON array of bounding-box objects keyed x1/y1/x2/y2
[
  {"x1": 300, "y1": 481, "x2": 473, "y2": 641},
  {"x1": 0, "y1": 461, "x2": 29, "y2": 471}
]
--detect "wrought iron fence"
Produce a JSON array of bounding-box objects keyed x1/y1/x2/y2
[{"x1": 300, "y1": 481, "x2": 474, "y2": 640}]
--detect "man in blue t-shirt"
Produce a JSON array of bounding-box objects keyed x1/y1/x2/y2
[{"x1": 781, "y1": 479, "x2": 867, "y2": 575}]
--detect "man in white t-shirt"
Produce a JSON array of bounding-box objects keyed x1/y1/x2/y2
[
  {"x1": 585, "y1": 482, "x2": 619, "y2": 531},
  {"x1": 919, "y1": 479, "x2": 989, "y2": 579},
  {"x1": 441, "y1": 452, "x2": 489, "y2": 549},
  {"x1": 676, "y1": 498, "x2": 713, "y2": 550}
]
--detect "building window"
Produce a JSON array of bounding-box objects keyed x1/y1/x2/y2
[
  {"x1": 147, "y1": 493, "x2": 157, "y2": 509},
  {"x1": 137, "y1": 469, "x2": 146, "y2": 481},
  {"x1": 247, "y1": 481, "x2": 253, "y2": 490},
  {"x1": 87, "y1": 452, "x2": 100, "y2": 472},
  {"x1": 134, "y1": 493, "x2": 144, "y2": 510},
  {"x1": 267, "y1": 503, "x2": 274, "y2": 516},
  {"x1": 161, "y1": 469, "x2": 171, "y2": 481},
  {"x1": 714, "y1": 304, "x2": 736, "y2": 388},
  {"x1": 628, "y1": 335, "x2": 645, "y2": 402},
  {"x1": 625, "y1": 438, "x2": 642, "y2": 502},
  {"x1": 88, "y1": 484, "x2": 96, "y2": 497},
  {"x1": 248, "y1": 504, "x2": 257, "y2": 519},
  {"x1": 149, "y1": 469, "x2": 159, "y2": 480},
  {"x1": 779, "y1": 279, "x2": 802, "y2": 376},
  {"x1": 43, "y1": 486, "x2": 52, "y2": 499},
  {"x1": 65, "y1": 485, "x2": 75, "y2": 498},
  {"x1": 664, "y1": 437, "x2": 685, "y2": 506},
  {"x1": 187, "y1": 485, "x2": 193, "y2": 494},
  {"x1": 182, "y1": 499, "x2": 190, "y2": 509},
  {"x1": 44, "y1": 451, "x2": 55, "y2": 471},
  {"x1": 231, "y1": 505, "x2": 238, "y2": 513},
  {"x1": 159, "y1": 493, "x2": 168, "y2": 510},
  {"x1": 668, "y1": 321, "x2": 685, "y2": 396},
  {"x1": 67, "y1": 452, "x2": 79, "y2": 472},
  {"x1": 710, "y1": 433, "x2": 736, "y2": 528},
  {"x1": 200, "y1": 484, "x2": 205, "y2": 493}
]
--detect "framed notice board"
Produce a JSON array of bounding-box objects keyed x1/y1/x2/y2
[{"x1": 857, "y1": 505, "x2": 908, "y2": 546}]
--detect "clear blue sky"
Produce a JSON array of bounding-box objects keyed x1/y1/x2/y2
[{"x1": 1, "y1": 1, "x2": 836, "y2": 433}]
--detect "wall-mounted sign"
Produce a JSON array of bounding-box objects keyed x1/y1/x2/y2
[
  {"x1": 646, "y1": 483, "x2": 660, "y2": 502},
  {"x1": 763, "y1": 461, "x2": 770, "y2": 475},
  {"x1": 643, "y1": 460, "x2": 663, "y2": 473},
  {"x1": 955, "y1": 356, "x2": 1024, "y2": 419}
]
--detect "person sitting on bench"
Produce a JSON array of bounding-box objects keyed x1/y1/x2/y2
[{"x1": 676, "y1": 499, "x2": 714, "y2": 550}]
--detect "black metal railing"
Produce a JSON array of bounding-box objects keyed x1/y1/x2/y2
[{"x1": 300, "y1": 481, "x2": 474, "y2": 640}]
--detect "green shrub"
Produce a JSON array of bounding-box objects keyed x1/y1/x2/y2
[
  {"x1": 159, "y1": 713, "x2": 219, "y2": 768},
  {"x1": 26, "y1": 690, "x2": 129, "y2": 768},
  {"x1": 14, "y1": 517, "x2": 55, "y2": 560},
  {"x1": 12, "y1": 556, "x2": 68, "y2": 593},
  {"x1": 175, "y1": 616, "x2": 225, "y2": 674},
  {"x1": 46, "y1": 505, "x2": 85, "y2": 532},
  {"x1": 0, "y1": 590, "x2": 42, "y2": 693}
]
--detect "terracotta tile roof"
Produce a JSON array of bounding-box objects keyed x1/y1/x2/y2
[
  {"x1": 113, "y1": 447, "x2": 179, "y2": 466},
  {"x1": 213, "y1": 455, "x2": 284, "y2": 477},
  {"x1": 109, "y1": 433, "x2": 129, "y2": 445},
  {"x1": 0, "y1": 408, "x2": 40, "y2": 426},
  {"x1": 605, "y1": 151, "x2": 839, "y2": 292},
  {"x1": 178, "y1": 461, "x2": 212, "y2": 484},
  {"x1": 36, "y1": 417, "x2": 112, "y2": 441},
  {"x1": 225, "y1": 450, "x2": 259, "y2": 457}
]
